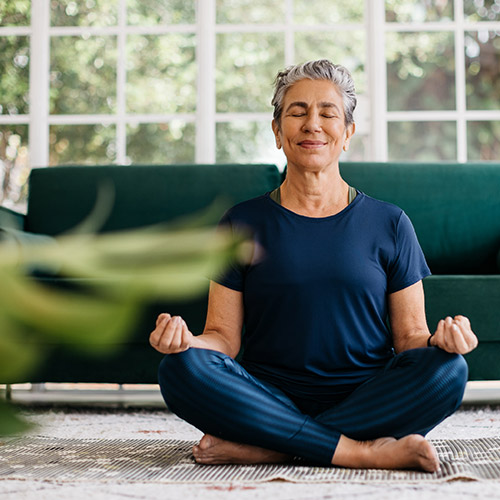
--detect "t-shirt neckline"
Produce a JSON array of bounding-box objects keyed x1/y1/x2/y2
[{"x1": 265, "y1": 189, "x2": 363, "y2": 222}]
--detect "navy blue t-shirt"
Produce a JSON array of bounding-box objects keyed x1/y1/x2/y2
[{"x1": 215, "y1": 192, "x2": 430, "y2": 403}]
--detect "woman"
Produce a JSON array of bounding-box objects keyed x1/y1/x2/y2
[{"x1": 150, "y1": 60, "x2": 477, "y2": 472}]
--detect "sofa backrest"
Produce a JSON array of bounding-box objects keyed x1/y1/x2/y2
[
  {"x1": 25, "y1": 164, "x2": 281, "y2": 235},
  {"x1": 341, "y1": 162, "x2": 500, "y2": 274}
]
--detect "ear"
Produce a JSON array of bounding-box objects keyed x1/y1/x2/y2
[
  {"x1": 272, "y1": 119, "x2": 282, "y2": 149},
  {"x1": 343, "y1": 122, "x2": 355, "y2": 152}
]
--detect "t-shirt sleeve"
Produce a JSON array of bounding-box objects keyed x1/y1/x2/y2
[
  {"x1": 387, "y1": 211, "x2": 431, "y2": 293},
  {"x1": 211, "y1": 210, "x2": 245, "y2": 292}
]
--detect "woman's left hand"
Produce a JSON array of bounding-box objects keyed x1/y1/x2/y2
[{"x1": 429, "y1": 315, "x2": 478, "y2": 354}]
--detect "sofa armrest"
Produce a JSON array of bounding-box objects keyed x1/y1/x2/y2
[
  {"x1": 0, "y1": 205, "x2": 25, "y2": 231},
  {"x1": 1, "y1": 206, "x2": 56, "y2": 268}
]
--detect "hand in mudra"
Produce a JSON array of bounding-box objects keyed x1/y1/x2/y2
[
  {"x1": 149, "y1": 313, "x2": 194, "y2": 354},
  {"x1": 429, "y1": 315, "x2": 478, "y2": 354}
]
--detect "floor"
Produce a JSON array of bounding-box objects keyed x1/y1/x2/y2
[{"x1": 1, "y1": 384, "x2": 500, "y2": 500}]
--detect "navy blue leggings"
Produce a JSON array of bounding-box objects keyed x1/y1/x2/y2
[{"x1": 158, "y1": 347, "x2": 468, "y2": 465}]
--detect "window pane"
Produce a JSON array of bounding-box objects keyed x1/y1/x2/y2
[
  {"x1": 126, "y1": 35, "x2": 196, "y2": 114},
  {"x1": 0, "y1": 0, "x2": 30, "y2": 26},
  {"x1": 216, "y1": 33, "x2": 284, "y2": 113},
  {"x1": 126, "y1": 122, "x2": 195, "y2": 163},
  {"x1": 50, "y1": 36, "x2": 117, "y2": 114},
  {"x1": 127, "y1": 0, "x2": 195, "y2": 25},
  {"x1": 216, "y1": 121, "x2": 283, "y2": 166},
  {"x1": 0, "y1": 125, "x2": 29, "y2": 212},
  {"x1": 51, "y1": 0, "x2": 118, "y2": 27},
  {"x1": 465, "y1": 31, "x2": 500, "y2": 110},
  {"x1": 216, "y1": 0, "x2": 285, "y2": 23},
  {"x1": 49, "y1": 125, "x2": 116, "y2": 165},
  {"x1": 294, "y1": 0, "x2": 364, "y2": 24},
  {"x1": 385, "y1": 0, "x2": 454, "y2": 22},
  {"x1": 468, "y1": 121, "x2": 500, "y2": 160},
  {"x1": 0, "y1": 36, "x2": 29, "y2": 115},
  {"x1": 388, "y1": 121, "x2": 457, "y2": 160},
  {"x1": 464, "y1": 0, "x2": 500, "y2": 22},
  {"x1": 294, "y1": 31, "x2": 366, "y2": 94},
  {"x1": 386, "y1": 32, "x2": 455, "y2": 111}
]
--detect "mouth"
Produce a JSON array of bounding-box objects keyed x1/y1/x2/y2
[{"x1": 297, "y1": 140, "x2": 327, "y2": 149}]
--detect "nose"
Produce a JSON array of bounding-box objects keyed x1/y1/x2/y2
[{"x1": 301, "y1": 112, "x2": 322, "y2": 133}]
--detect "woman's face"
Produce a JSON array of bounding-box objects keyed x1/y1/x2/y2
[{"x1": 272, "y1": 78, "x2": 355, "y2": 173}]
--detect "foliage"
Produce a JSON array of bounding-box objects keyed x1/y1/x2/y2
[
  {"x1": 293, "y1": 0, "x2": 363, "y2": 24},
  {"x1": 49, "y1": 124, "x2": 116, "y2": 166},
  {"x1": 0, "y1": 126, "x2": 29, "y2": 212},
  {"x1": 388, "y1": 121, "x2": 457, "y2": 161},
  {"x1": 216, "y1": 0, "x2": 285, "y2": 24},
  {"x1": 294, "y1": 30, "x2": 366, "y2": 94},
  {"x1": 0, "y1": 0, "x2": 30, "y2": 26},
  {"x1": 126, "y1": 34, "x2": 196, "y2": 114},
  {"x1": 127, "y1": 0, "x2": 195, "y2": 25},
  {"x1": 50, "y1": 0, "x2": 118, "y2": 27},
  {"x1": 50, "y1": 35, "x2": 117, "y2": 115},
  {"x1": 0, "y1": 36, "x2": 29, "y2": 115},
  {"x1": 465, "y1": 31, "x2": 500, "y2": 110},
  {"x1": 0, "y1": 202, "x2": 247, "y2": 435},
  {"x1": 385, "y1": 0, "x2": 454, "y2": 23},
  {"x1": 386, "y1": 31, "x2": 456, "y2": 112},
  {"x1": 464, "y1": 0, "x2": 500, "y2": 22},
  {"x1": 468, "y1": 121, "x2": 500, "y2": 160},
  {"x1": 216, "y1": 32, "x2": 284, "y2": 113},
  {"x1": 126, "y1": 122, "x2": 195, "y2": 164}
]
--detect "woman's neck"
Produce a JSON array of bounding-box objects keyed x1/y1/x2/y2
[{"x1": 280, "y1": 168, "x2": 349, "y2": 218}]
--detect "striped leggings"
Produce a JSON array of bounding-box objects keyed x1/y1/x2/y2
[{"x1": 158, "y1": 347, "x2": 468, "y2": 464}]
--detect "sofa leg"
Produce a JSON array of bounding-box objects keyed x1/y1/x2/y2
[
  {"x1": 5, "y1": 384, "x2": 12, "y2": 401},
  {"x1": 30, "y1": 383, "x2": 46, "y2": 393}
]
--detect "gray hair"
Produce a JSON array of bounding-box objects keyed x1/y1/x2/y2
[{"x1": 271, "y1": 59, "x2": 357, "y2": 128}]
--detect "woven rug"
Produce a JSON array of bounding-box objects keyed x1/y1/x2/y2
[{"x1": 0, "y1": 436, "x2": 499, "y2": 484}]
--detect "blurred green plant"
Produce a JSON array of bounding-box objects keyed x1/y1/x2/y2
[{"x1": 0, "y1": 198, "x2": 247, "y2": 436}]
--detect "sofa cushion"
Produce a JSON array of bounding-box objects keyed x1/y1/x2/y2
[
  {"x1": 25, "y1": 164, "x2": 281, "y2": 236},
  {"x1": 341, "y1": 162, "x2": 500, "y2": 274},
  {"x1": 423, "y1": 275, "x2": 500, "y2": 380}
]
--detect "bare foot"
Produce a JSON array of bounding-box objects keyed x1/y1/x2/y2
[
  {"x1": 333, "y1": 434, "x2": 440, "y2": 472},
  {"x1": 192, "y1": 434, "x2": 290, "y2": 465}
]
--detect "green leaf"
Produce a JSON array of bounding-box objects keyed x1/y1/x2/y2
[
  {"x1": 0, "y1": 400, "x2": 33, "y2": 437},
  {"x1": 0, "y1": 317, "x2": 41, "y2": 381}
]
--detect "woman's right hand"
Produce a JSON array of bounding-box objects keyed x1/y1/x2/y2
[{"x1": 149, "y1": 313, "x2": 194, "y2": 354}]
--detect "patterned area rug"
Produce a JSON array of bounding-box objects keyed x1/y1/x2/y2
[{"x1": 0, "y1": 436, "x2": 499, "y2": 484}]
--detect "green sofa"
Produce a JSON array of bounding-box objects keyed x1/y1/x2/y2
[{"x1": 0, "y1": 162, "x2": 499, "y2": 383}]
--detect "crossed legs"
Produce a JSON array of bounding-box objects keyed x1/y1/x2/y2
[{"x1": 158, "y1": 347, "x2": 467, "y2": 470}]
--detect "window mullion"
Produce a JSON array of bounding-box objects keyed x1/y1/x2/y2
[
  {"x1": 454, "y1": 0, "x2": 467, "y2": 163},
  {"x1": 366, "y1": 0, "x2": 387, "y2": 161},
  {"x1": 196, "y1": 0, "x2": 216, "y2": 164},
  {"x1": 116, "y1": 0, "x2": 127, "y2": 164},
  {"x1": 29, "y1": 0, "x2": 50, "y2": 168},
  {"x1": 284, "y1": 0, "x2": 294, "y2": 66}
]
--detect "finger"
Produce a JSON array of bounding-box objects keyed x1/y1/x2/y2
[
  {"x1": 441, "y1": 317, "x2": 458, "y2": 353},
  {"x1": 169, "y1": 316, "x2": 184, "y2": 351},
  {"x1": 156, "y1": 313, "x2": 171, "y2": 328},
  {"x1": 149, "y1": 314, "x2": 171, "y2": 347},
  {"x1": 454, "y1": 315, "x2": 471, "y2": 329},
  {"x1": 431, "y1": 319, "x2": 445, "y2": 347},
  {"x1": 158, "y1": 316, "x2": 181, "y2": 352},
  {"x1": 453, "y1": 318, "x2": 478, "y2": 351},
  {"x1": 179, "y1": 320, "x2": 192, "y2": 351},
  {"x1": 449, "y1": 323, "x2": 469, "y2": 354}
]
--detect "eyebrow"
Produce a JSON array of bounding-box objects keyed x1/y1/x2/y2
[{"x1": 285, "y1": 101, "x2": 341, "y2": 113}]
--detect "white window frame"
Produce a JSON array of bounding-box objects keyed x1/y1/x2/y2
[{"x1": 0, "y1": 0, "x2": 499, "y2": 171}]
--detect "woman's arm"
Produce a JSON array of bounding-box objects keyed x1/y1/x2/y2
[
  {"x1": 388, "y1": 280, "x2": 478, "y2": 354},
  {"x1": 149, "y1": 281, "x2": 244, "y2": 358}
]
